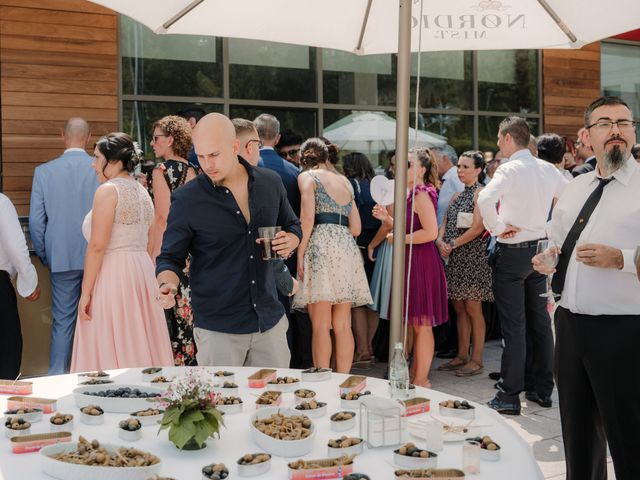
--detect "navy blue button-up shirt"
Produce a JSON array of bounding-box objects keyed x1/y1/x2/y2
[{"x1": 156, "y1": 157, "x2": 302, "y2": 334}]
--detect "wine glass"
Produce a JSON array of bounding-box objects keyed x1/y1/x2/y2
[{"x1": 536, "y1": 239, "x2": 559, "y2": 298}]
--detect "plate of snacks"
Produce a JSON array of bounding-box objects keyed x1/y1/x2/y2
[
  {"x1": 236, "y1": 453, "x2": 271, "y2": 477},
  {"x1": 327, "y1": 436, "x2": 365, "y2": 457},
  {"x1": 201, "y1": 463, "x2": 229, "y2": 480},
  {"x1": 5, "y1": 417, "x2": 30, "y2": 438},
  {"x1": 294, "y1": 389, "x2": 316, "y2": 405},
  {"x1": 50, "y1": 413, "x2": 74, "y2": 432},
  {"x1": 466, "y1": 435, "x2": 501, "y2": 461},
  {"x1": 73, "y1": 385, "x2": 163, "y2": 413},
  {"x1": 77, "y1": 371, "x2": 110, "y2": 384},
  {"x1": 394, "y1": 468, "x2": 465, "y2": 479},
  {"x1": 118, "y1": 418, "x2": 142, "y2": 441},
  {"x1": 330, "y1": 411, "x2": 357, "y2": 432},
  {"x1": 267, "y1": 376, "x2": 300, "y2": 392},
  {"x1": 79, "y1": 405, "x2": 104, "y2": 425},
  {"x1": 213, "y1": 370, "x2": 235, "y2": 384},
  {"x1": 250, "y1": 407, "x2": 315, "y2": 457},
  {"x1": 340, "y1": 390, "x2": 371, "y2": 409},
  {"x1": 149, "y1": 375, "x2": 173, "y2": 384},
  {"x1": 393, "y1": 442, "x2": 438, "y2": 468},
  {"x1": 300, "y1": 367, "x2": 332, "y2": 382},
  {"x1": 215, "y1": 396, "x2": 243, "y2": 414},
  {"x1": 438, "y1": 399, "x2": 475, "y2": 420},
  {"x1": 294, "y1": 400, "x2": 327, "y2": 418},
  {"x1": 255, "y1": 391, "x2": 282, "y2": 409},
  {"x1": 141, "y1": 367, "x2": 163, "y2": 382},
  {"x1": 3, "y1": 407, "x2": 42, "y2": 423},
  {"x1": 40, "y1": 436, "x2": 161, "y2": 480},
  {"x1": 130, "y1": 408, "x2": 164, "y2": 426}
]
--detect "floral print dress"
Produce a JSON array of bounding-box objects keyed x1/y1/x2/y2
[{"x1": 155, "y1": 160, "x2": 198, "y2": 366}]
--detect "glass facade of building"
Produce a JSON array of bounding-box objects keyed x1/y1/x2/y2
[
  {"x1": 120, "y1": 16, "x2": 541, "y2": 164},
  {"x1": 601, "y1": 41, "x2": 640, "y2": 137}
]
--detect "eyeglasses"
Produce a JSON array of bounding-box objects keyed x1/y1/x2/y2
[
  {"x1": 280, "y1": 148, "x2": 300, "y2": 158},
  {"x1": 585, "y1": 119, "x2": 637, "y2": 131},
  {"x1": 151, "y1": 134, "x2": 168, "y2": 143},
  {"x1": 246, "y1": 139, "x2": 263, "y2": 149}
]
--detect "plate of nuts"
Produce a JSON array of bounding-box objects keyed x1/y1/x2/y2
[
  {"x1": 80, "y1": 405, "x2": 104, "y2": 425},
  {"x1": 77, "y1": 371, "x2": 110, "y2": 384},
  {"x1": 215, "y1": 396, "x2": 243, "y2": 414},
  {"x1": 237, "y1": 453, "x2": 271, "y2": 477},
  {"x1": 50, "y1": 413, "x2": 74, "y2": 432},
  {"x1": 330, "y1": 411, "x2": 357, "y2": 432},
  {"x1": 340, "y1": 390, "x2": 372, "y2": 409},
  {"x1": 249, "y1": 408, "x2": 315, "y2": 457},
  {"x1": 294, "y1": 400, "x2": 327, "y2": 418},
  {"x1": 393, "y1": 442, "x2": 438, "y2": 468},
  {"x1": 214, "y1": 371, "x2": 235, "y2": 384},
  {"x1": 4, "y1": 417, "x2": 31, "y2": 438},
  {"x1": 202, "y1": 463, "x2": 229, "y2": 480},
  {"x1": 118, "y1": 418, "x2": 142, "y2": 441},
  {"x1": 327, "y1": 436, "x2": 364, "y2": 457},
  {"x1": 255, "y1": 391, "x2": 282, "y2": 409},
  {"x1": 41, "y1": 436, "x2": 161, "y2": 480},
  {"x1": 3, "y1": 407, "x2": 42, "y2": 423},
  {"x1": 141, "y1": 367, "x2": 163, "y2": 382},
  {"x1": 466, "y1": 435, "x2": 501, "y2": 461},
  {"x1": 438, "y1": 399, "x2": 476, "y2": 420},
  {"x1": 301, "y1": 367, "x2": 332, "y2": 382},
  {"x1": 267, "y1": 377, "x2": 300, "y2": 392},
  {"x1": 294, "y1": 389, "x2": 316, "y2": 405}
]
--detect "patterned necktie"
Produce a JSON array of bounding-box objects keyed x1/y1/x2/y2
[{"x1": 552, "y1": 177, "x2": 613, "y2": 294}]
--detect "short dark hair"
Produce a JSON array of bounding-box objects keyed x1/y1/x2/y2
[
  {"x1": 536, "y1": 133, "x2": 565, "y2": 165},
  {"x1": 276, "y1": 129, "x2": 303, "y2": 150},
  {"x1": 231, "y1": 118, "x2": 256, "y2": 137},
  {"x1": 584, "y1": 96, "x2": 631, "y2": 126},
  {"x1": 95, "y1": 132, "x2": 142, "y2": 175},
  {"x1": 631, "y1": 143, "x2": 640, "y2": 160},
  {"x1": 498, "y1": 116, "x2": 530, "y2": 148},
  {"x1": 176, "y1": 106, "x2": 206, "y2": 123},
  {"x1": 342, "y1": 152, "x2": 375, "y2": 181},
  {"x1": 460, "y1": 150, "x2": 486, "y2": 184},
  {"x1": 300, "y1": 138, "x2": 329, "y2": 169}
]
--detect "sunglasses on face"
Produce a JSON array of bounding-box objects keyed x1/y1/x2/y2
[
  {"x1": 151, "y1": 134, "x2": 168, "y2": 143},
  {"x1": 280, "y1": 149, "x2": 300, "y2": 158}
]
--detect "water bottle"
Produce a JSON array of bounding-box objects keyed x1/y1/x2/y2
[{"x1": 389, "y1": 342, "x2": 410, "y2": 400}]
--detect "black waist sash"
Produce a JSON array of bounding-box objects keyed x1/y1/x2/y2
[{"x1": 315, "y1": 212, "x2": 348, "y2": 226}]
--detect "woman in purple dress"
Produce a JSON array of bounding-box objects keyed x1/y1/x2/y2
[{"x1": 373, "y1": 148, "x2": 448, "y2": 387}]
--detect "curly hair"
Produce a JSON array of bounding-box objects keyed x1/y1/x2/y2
[
  {"x1": 410, "y1": 148, "x2": 440, "y2": 189},
  {"x1": 300, "y1": 138, "x2": 329, "y2": 169},
  {"x1": 152, "y1": 115, "x2": 192, "y2": 160}
]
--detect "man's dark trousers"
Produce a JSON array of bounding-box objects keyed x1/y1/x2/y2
[
  {"x1": 492, "y1": 242, "x2": 554, "y2": 404},
  {"x1": 555, "y1": 307, "x2": 640, "y2": 480}
]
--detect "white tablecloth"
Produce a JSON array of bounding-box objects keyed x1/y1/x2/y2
[{"x1": 0, "y1": 367, "x2": 543, "y2": 479}]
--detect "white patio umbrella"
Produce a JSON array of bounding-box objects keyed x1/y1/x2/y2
[
  {"x1": 323, "y1": 111, "x2": 446, "y2": 154},
  {"x1": 88, "y1": 0, "x2": 640, "y2": 360}
]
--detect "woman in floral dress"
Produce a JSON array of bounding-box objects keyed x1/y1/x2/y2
[{"x1": 148, "y1": 115, "x2": 198, "y2": 366}]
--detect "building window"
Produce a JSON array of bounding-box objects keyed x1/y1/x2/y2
[{"x1": 601, "y1": 41, "x2": 640, "y2": 137}]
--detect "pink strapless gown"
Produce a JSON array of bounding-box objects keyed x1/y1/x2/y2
[{"x1": 71, "y1": 178, "x2": 173, "y2": 372}]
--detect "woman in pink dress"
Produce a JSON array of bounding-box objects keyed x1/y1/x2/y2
[{"x1": 71, "y1": 133, "x2": 173, "y2": 372}]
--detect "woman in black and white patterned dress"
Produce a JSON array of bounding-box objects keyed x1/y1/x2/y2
[{"x1": 436, "y1": 151, "x2": 493, "y2": 377}]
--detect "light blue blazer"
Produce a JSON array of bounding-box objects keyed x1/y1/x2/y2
[{"x1": 29, "y1": 150, "x2": 99, "y2": 272}]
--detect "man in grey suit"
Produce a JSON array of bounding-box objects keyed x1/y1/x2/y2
[{"x1": 29, "y1": 118, "x2": 99, "y2": 374}]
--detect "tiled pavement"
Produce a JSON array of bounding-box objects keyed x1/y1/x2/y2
[{"x1": 354, "y1": 339, "x2": 616, "y2": 480}]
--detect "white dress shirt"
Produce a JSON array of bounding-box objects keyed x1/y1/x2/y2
[
  {"x1": 0, "y1": 194, "x2": 38, "y2": 297},
  {"x1": 478, "y1": 149, "x2": 568, "y2": 244},
  {"x1": 548, "y1": 157, "x2": 640, "y2": 315},
  {"x1": 436, "y1": 166, "x2": 465, "y2": 226}
]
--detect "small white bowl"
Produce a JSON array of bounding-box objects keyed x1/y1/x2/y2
[
  {"x1": 301, "y1": 368, "x2": 332, "y2": 382},
  {"x1": 3, "y1": 409, "x2": 43, "y2": 423},
  {"x1": 327, "y1": 439, "x2": 365, "y2": 458},
  {"x1": 294, "y1": 390, "x2": 316, "y2": 405},
  {"x1": 330, "y1": 412, "x2": 357, "y2": 432},
  {"x1": 50, "y1": 420, "x2": 74, "y2": 433},
  {"x1": 119, "y1": 426, "x2": 142, "y2": 442},
  {"x1": 141, "y1": 368, "x2": 164, "y2": 382},
  {"x1": 393, "y1": 450, "x2": 438, "y2": 468},
  {"x1": 293, "y1": 403, "x2": 327, "y2": 418},
  {"x1": 237, "y1": 454, "x2": 271, "y2": 477},
  {"x1": 80, "y1": 410, "x2": 104, "y2": 425},
  {"x1": 267, "y1": 380, "x2": 300, "y2": 393},
  {"x1": 5, "y1": 425, "x2": 30, "y2": 438},
  {"x1": 438, "y1": 404, "x2": 476, "y2": 420},
  {"x1": 215, "y1": 385, "x2": 240, "y2": 397},
  {"x1": 131, "y1": 409, "x2": 164, "y2": 427},
  {"x1": 77, "y1": 372, "x2": 110, "y2": 384},
  {"x1": 216, "y1": 401, "x2": 243, "y2": 414}
]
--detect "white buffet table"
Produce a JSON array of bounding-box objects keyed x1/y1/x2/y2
[{"x1": 0, "y1": 367, "x2": 543, "y2": 480}]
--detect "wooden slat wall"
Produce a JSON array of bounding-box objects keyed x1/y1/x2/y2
[
  {"x1": 0, "y1": 0, "x2": 118, "y2": 215},
  {"x1": 542, "y1": 43, "x2": 601, "y2": 139}
]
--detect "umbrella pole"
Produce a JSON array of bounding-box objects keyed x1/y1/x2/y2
[{"x1": 389, "y1": 0, "x2": 411, "y2": 360}]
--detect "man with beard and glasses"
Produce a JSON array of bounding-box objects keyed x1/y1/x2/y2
[{"x1": 533, "y1": 96, "x2": 640, "y2": 480}]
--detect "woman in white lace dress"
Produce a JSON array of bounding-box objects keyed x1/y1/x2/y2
[{"x1": 71, "y1": 133, "x2": 173, "y2": 372}]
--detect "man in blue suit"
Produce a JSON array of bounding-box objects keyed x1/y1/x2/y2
[
  {"x1": 254, "y1": 114, "x2": 301, "y2": 215},
  {"x1": 29, "y1": 118, "x2": 99, "y2": 374}
]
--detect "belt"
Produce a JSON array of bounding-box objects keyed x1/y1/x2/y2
[
  {"x1": 500, "y1": 239, "x2": 543, "y2": 249},
  {"x1": 315, "y1": 212, "x2": 348, "y2": 227}
]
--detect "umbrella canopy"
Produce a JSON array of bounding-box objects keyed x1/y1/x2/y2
[
  {"x1": 88, "y1": 0, "x2": 640, "y2": 54},
  {"x1": 324, "y1": 111, "x2": 446, "y2": 153}
]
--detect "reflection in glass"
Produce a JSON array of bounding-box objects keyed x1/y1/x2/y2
[
  {"x1": 477, "y1": 50, "x2": 538, "y2": 113},
  {"x1": 411, "y1": 51, "x2": 473, "y2": 110},
  {"x1": 229, "y1": 40, "x2": 316, "y2": 102},
  {"x1": 601, "y1": 42, "x2": 640, "y2": 137},
  {"x1": 230, "y1": 107, "x2": 317, "y2": 142},
  {"x1": 120, "y1": 16, "x2": 222, "y2": 97},
  {"x1": 420, "y1": 114, "x2": 473, "y2": 155}
]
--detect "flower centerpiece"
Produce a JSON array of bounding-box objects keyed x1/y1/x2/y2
[{"x1": 157, "y1": 369, "x2": 224, "y2": 450}]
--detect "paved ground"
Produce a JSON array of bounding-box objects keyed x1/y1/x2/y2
[{"x1": 353, "y1": 339, "x2": 616, "y2": 480}]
